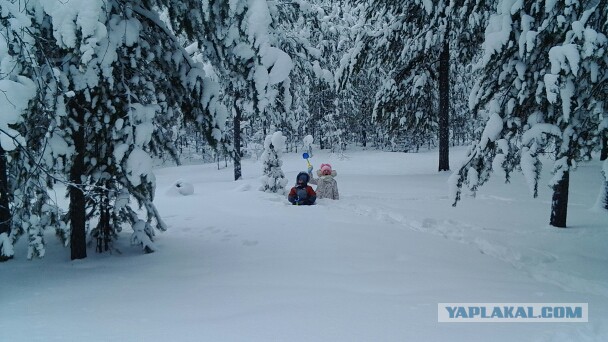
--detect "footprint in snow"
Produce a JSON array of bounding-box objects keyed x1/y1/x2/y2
[
  {"x1": 208, "y1": 227, "x2": 221, "y2": 234},
  {"x1": 221, "y1": 233, "x2": 238, "y2": 242},
  {"x1": 422, "y1": 218, "x2": 438, "y2": 228}
]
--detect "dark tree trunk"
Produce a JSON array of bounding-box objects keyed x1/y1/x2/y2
[
  {"x1": 597, "y1": 130, "x2": 608, "y2": 210},
  {"x1": 319, "y1": 125, "x2": 325, "y2": 150},
  {"x1": 362, "y1": 129, "x2": 367, "y2": 147},
  {"x1": 233, "y1": 103, "x2": 242, "y2": 181},
  {"x1": 96, "y1": 190, "x2": 112, "y2": 253},
  {"x1": 599, "y1": 180, "x2": 608, "y2": 211},
  {"x1": 550, "y1": 170, "x2": 569, "y2": 228},
  {"x1": 70, "y1": 105, "x2": 87, "y2": 260},
  {"x1": 438, "y1": 38, "x2": 450, "y2": 172},
  {"x1": 601, "y1": 133, "x2": 607, "y2": 161},
  {"x1": 0, "y1": 146, "x2": 13, "y2": 261}
]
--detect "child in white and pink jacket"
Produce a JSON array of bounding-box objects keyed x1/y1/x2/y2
[{"x1": 308, "y1": 163, "x2": 339, "y2": 200}]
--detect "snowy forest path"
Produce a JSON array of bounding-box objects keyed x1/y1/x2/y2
[{"x1": 326, "y1": 195, "x2": 608, "y2": 299}]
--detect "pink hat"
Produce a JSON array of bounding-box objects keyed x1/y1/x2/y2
[{"x1": 320, "y1": 163, "x2": 332, "y2": 175}]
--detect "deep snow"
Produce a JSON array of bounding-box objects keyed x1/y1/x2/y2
[{"x1": 1, "y1": 148, "x2": 607, "y2": 341}]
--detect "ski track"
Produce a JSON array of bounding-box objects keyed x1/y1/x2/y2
[{"x1": 327, "y1": 198, "x2": 608, "y2": 299}]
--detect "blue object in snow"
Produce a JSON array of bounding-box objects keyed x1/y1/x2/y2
[{"x1": 302, "y1": 153, "x2": 312, "y2": 168}]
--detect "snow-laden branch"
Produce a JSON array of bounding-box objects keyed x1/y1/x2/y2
[
  {"x1": 129, "y1": 4, "x2": 197, "y2": 71},
  {"x1": 521, "y1": 124, "x2": 562, "y2": 146}
]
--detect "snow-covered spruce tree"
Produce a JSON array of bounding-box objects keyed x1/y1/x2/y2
[
  {"x1": 306, "y1": 0, "x2": 362, "y2": 152},
  {"x1": 451, "y1": 64, "x2": 482, "y2": 147},
  {"x1": 303, "y1": 135, "x2": 314, "y2": 157},
  {"x1": 339, "y1": 69, "x2": 380, "y2": 149},
  {"x1": 20, "y1": 0, "x2": 223, "y2": 259},
  {"x1": 270, "y1": 0, "x2": 325, "y2": 148},
  {"x1": 316, "y1": 3, "x2": 349, "y2": 153},
  {"x1": 340, "y1": 0, "x2": 494, "y2": 169},
  {"x1": 0, "y1": 64, "x2": 43, "y2": 261},
  {"x1": 260, "y1": 131, "x2": 288, "y2": 194},
  {"x1": 451, "y1": 0, "x2": 607, "y2": 227},
  {"x1": 200, "y1": 0, "x2": 293, "y2": 181},
  {"x1": 0, "y1": 2, "x2": 66, "y2": 260},
  {"x1": 272, "y1": 0, "x2": 371, "y2": 152},
  {"x1": 0, "y1": 3, "x2": 32, "y2": 261}
]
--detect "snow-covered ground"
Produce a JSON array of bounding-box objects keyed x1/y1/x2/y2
[{"x1": 2, "y1": 148, "x2": 607, "y2": 341}]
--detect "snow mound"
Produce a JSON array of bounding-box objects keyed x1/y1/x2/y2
[
  {"x1": 168, "y1": 180, "x2": 194, "y2": 196},
  {"x1": 234, "y1": 183, "x2": 252, "y2": 192}
]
